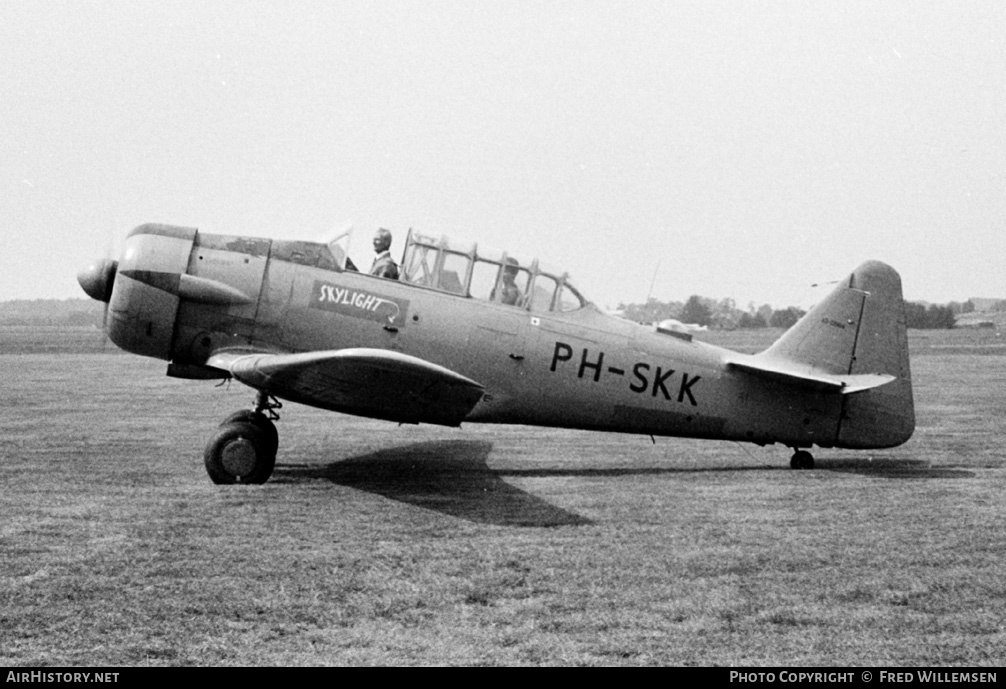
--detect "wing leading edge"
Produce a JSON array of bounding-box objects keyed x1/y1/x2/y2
[{"x1": 207, "y1": 348, "x2": 485, "y2": 426}]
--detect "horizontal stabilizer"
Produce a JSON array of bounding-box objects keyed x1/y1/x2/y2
[
  {"x1": 726, "y1": 357, "x2": 895, "y2": 394},
  {"x1": 207, "y1": 348, "x2": 485, "y2": 426}
]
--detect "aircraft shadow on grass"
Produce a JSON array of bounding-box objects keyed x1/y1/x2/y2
[
  {"x1": 489, "y1": 454, "x2": 974, "y2": 480},
  {"x1": 273, "y1": 440, "x2": 595, "y2": 527},
  {"x1": 273, "y1": 443, "x2": 972, "y2": 525},
  {"x1": 814, "y1": 456, "x2": 974, "y2": 479}
]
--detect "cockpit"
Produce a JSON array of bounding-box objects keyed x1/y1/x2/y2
[
  {"x1": 397, "y1": 230, "x2": 586, "y2": 312},
  {"x1": 323, "y1": 228, "x2": 588, "y2": 313}
]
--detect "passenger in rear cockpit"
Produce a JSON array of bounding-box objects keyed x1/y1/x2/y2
[{"x1": 492, "y1": 257, "x2": 524, "y2": 306}]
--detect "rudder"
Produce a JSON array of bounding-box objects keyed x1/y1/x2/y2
[{"x1": 836, "y1": 261, "x2": 914, "y2": 448}]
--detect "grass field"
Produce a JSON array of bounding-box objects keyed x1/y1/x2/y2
[{"x1": 1, "y1": 328, "x2": 1003, "y2": 666}]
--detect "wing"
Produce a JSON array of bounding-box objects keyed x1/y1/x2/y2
[
  {"x1": 725, "y1": 355, "x2": 895, "y2": 394},
  {"x1": 207, "y1": 348, "x2": 485, "y2": 426}
]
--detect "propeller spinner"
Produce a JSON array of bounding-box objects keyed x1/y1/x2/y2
[{"x1": 77, "y1": 259, "x2": 118, "y2": 303}]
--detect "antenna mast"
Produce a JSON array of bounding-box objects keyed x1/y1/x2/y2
[{"x1": 645, "y1": 260, "x2": 661, "y2": 302}]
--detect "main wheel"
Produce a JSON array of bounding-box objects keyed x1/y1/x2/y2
[
  {"x1": 204, "y1": 422, "x2": 276, "y2": 484},
  {"x1": 219, "y1": 410, "x2": 279, "y2": 457},
  {"x1": 790, "y1": 450, "x2": 815, "y2": 470}
]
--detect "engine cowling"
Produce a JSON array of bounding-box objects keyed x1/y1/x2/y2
[{"x1": 106, "y1": 224, "x2": 196, "y2": 361}]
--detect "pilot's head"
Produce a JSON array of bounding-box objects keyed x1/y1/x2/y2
[
  {"x1": 373, "y1": 228, "x2": 392, "y2": 254},
  {"x1": 503, "y1": 257, "x2": 519, "y2": 275}
]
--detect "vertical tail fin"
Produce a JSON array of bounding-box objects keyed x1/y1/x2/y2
[{"x1": 759, "y1": 261, "x2": 914, "y2": 448}]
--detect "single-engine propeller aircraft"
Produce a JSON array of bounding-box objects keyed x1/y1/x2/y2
[{"x1": 78, "y1": 223, "x2": 914, "y2": 484}]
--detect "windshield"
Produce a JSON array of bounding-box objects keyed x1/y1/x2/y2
[{"x1": 322, "y1": 225, "x2": 355, "y2": 271}]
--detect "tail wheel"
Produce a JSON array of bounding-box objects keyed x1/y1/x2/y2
[
  {"x1": 790, "y1": 450, "x2": 815, "y2": 470},
  {"x1": 204, "y1": 422, "x2": 276, "y2": 484}
]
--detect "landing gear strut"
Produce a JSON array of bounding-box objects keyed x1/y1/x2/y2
[
  {"x1": 204, "y1": 392, "x2": 282, "y2": 484},
  {"x1": 790, "y1": 449, "x2": 815, "y2": 470}
]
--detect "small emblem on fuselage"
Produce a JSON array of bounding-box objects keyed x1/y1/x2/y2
[{"x1": 311, "y1": 280, "x2": 409, "y2": 326}]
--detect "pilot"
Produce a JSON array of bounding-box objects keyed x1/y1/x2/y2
[
  {"x1": 493, "y1": 257, "x2": 524, "y2": 306},
  {"x1": 369, "y1": 228, "x2": 399, "y2": 280}
]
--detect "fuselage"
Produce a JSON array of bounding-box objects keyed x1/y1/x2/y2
[{"x1": 106, "y1": 223, "x2": 854, "y2": 450}]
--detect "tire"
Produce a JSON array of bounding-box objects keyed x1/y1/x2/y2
[
  {"x1": 790, "y1": 450, "x2": 815, "y2": 470},
  {"x1": 219, "y1": 410, "x2": 279, "y2": 457},
  {"x1": 204, "y1": 422, "x2": 276, "y2": 485}
]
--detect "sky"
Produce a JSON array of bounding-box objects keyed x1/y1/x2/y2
[{"x1": 2, "y1": 1, "x2": 1003, "y2": 310}]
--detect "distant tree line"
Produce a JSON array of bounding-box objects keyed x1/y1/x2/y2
[
  {"x1": 903, "y1": 301, "x2": 958, "y2": 329},
  {"x1": 617, "y1": 296, "x2": 807, "y2": 331},
  {"x1": 0, "y1": 296, "x2": 982, "y2": 331},
  {"x1": 618, "y1": 296, "x2": 970, "y2": 330},
  {"x1": 0, "y1": 299, "x2": 103, "y2": 327}
]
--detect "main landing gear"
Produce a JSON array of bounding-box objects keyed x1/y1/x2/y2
[
  {"x1": 790, "y1": 449, "x2": 815, "y2": 470},
  {"x1": 204, "y1": 391, "x2": 282, "y2": 484}
]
